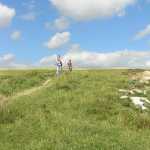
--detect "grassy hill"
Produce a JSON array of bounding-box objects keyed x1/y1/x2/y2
[
  {"x1": 0, "y1": 69, "x2": 150, "y2": 150},
  {"x1": 0, "y1": 70, "x2": 53, "y2": 97}
]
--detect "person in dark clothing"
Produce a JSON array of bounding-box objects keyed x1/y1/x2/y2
[{"x1": 67, "y1": 59, "x2": 72, "y2": 72}]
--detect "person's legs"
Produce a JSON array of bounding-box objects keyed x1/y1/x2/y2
[
  {"x1": 56, "y1": 66, "x2": 62, "y2": 77},
  {"x1": 56, "y1": 66, "x2": 59, "y2": 76},
  {"x1": 59, "y1": 66, "x2": 62, "y2": 75},
  {"x1": 69, "y1": 66, "x2": 72, "y2": 72}
]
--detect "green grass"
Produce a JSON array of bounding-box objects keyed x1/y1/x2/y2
[
  {"x1": 0, "y1": 69, "x2": 150, "y2": 150},
  {"x1": 0, "y1": 69, "x2": 54, "y2": 96}
]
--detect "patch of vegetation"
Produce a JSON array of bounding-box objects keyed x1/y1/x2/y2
[
  {"x1": 0, "y1": 69, "x2": 54, "y2": 96},
  {"x1": 0, "y1": 69, "x2": 150, "y2": 150},
  {"x1": 0, "y1": 106, "x2": 24, "y2": 124}
]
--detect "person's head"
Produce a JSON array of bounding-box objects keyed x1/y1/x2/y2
[
  {"x1": 57, "y1": 55, "x2": 61, "y2": 61},
  {"x1": 69, "y1": 59, "x2": 72, "y2": 63}
]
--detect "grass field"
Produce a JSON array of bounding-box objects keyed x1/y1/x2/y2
[
  {"x1": 0, "y1": 70, "x2": 54, "y2": 97},
  {"x1": 0, "y1": 69, "x2": 150, "y2": 150}
]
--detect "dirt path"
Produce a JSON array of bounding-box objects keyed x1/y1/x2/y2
[
  {"x1": 12, "y1": 79, "x2": 51, "y2": 99},
  {"x1": 0, "y1": 79, "x2": 52, "y2": 106}
]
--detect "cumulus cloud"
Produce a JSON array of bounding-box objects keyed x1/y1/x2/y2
[
  {"x1": 10, "y1": 30, "x2": 21, "y2": 40},
  {"x1": 1, "y1": 53, "x2": 15, "y2": 63},
  {"x1": 0, "y1": 53, "x2": 15, "y2": 67},
  {"x1": 45, "y1": 32, "x2": 70, "y2": 49},
  {"x1": 134, "y1": 24, "x2": 150, "y2": 40},
  {"x1": 39, "y1": 44, "x2": 150, "y2": 68},
  {"x1": 0, "y1": 3, "x2": 16, "y2": 28},
  {"x1": 50, "y1": 0, "x2": 136, "y2": 20},
  {"x1": 45, "y1": 16, "x2": 70, "y2": 31},
  {"x1": 0, "y1": 53, "x2": 28, "y2": 68}
]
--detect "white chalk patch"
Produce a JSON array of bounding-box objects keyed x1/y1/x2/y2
[
  {"x1": 141, "y1": 97, "x2": 150, "y2": 104},
  {"x1": 133, "y1": 89, "x2": 143, "y2": 94},
  {"x1": 119, "y1": 89, "x2": 134, "y2": 95},
  {"x1": 130, "y1": 97, "x2": 147, "y2": 110},
  {"x1": 129, "y1": 90, "x2": 134, "y2": 95},
  {"x1": 143, "y1": 76, "x2": 150, "y2": 80},
  {"x1": 140, "y1": 80, "x2": 149, "y2": 84},
  {"x1": 120, "y1": 96, "x2": 128, "y2": 99},
  {"x1": 119, "y1": 89, "x2": 128, "y2": 93},
  {"x1": 143, "y1": 71, "x2": 150, "y2": 76},
  {"x1": 139, "y1": 71, "x2": 150, "y2": 84}
]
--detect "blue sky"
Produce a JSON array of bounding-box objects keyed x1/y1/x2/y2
[{"x1": 0, "y1": 0, "x2": 150, "y2": 68}]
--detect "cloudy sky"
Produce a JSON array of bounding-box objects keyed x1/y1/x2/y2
[{"x1": 0, "y1": 0, "x2": 150, "y2": 68}]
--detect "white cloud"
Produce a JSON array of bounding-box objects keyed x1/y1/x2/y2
[
  {"x1": 20, "y1": 12, "x2": 36, "y2": 21},
  {"x1": 20, "y1": 0, "x2": 37, "y2": 21},
  {"x1": 0, "y1": 53, "x2": 15, "y2": 67},
  {"x1": 45, "y1": 32, "x2": 70, "y2": 49},
  {"x1": 2, "y1": 48, "x2": 150, "y2": 68},
  {"x1": 50, "y1": 0, "x2": 136, "y2": 20},
  {"x1": 54, "y1": 16, "x2": 70, "y2": 30},
  {"x1": 22, "y1": 0, "x2": 36, "y2": 10},
  {"x1": 45, "y1": 16, "x2": 70, "y2": 31},
  {"x1": 0, "y1": 3, "x2": 16, "y2": 28},
  {"x1": 134, "y1": 24, "x2": 150, "y2": 40},
  {"x1": 2, "y1": 53, "x2": 15, "y2": 63},
  {"x1": 146, "y1": 61, "x2": 150, "y2": 67},
  {"x1": 10, "y1": 30, "x2": 21, "y2": 40},
  {"x1": 0, "y1": 53, "x2": 29, "y2": 68},
  {"x1": 40, "y1": 55, "x2": 56, "y2": 65},
  {"x1": 39, "y1": 44, "x2": 150, "y2": 68}
]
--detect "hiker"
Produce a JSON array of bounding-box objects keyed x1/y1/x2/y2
[
  {"x1": 67, "y1": 59, "x2": 72, "y2": 72},
  {"x1": 56, "y1": 55, "x2": 63, "y2": 76}
]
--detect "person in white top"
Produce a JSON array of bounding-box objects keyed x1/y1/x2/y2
[{"x1": 56, "y1": 55, "x2": 62, "y2": 76}]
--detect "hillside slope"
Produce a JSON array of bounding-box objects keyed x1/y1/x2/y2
[{"x1": 0, "y1": 70, "x2": 150, "y2": 150}]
